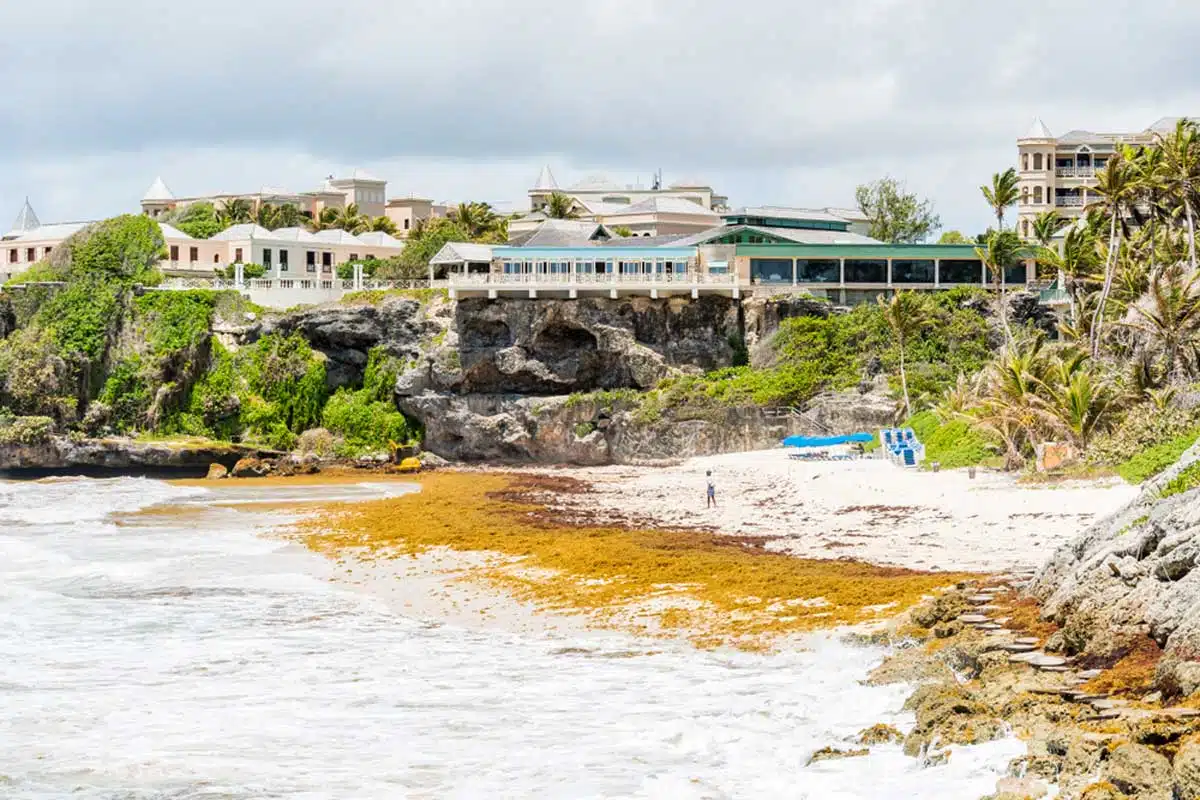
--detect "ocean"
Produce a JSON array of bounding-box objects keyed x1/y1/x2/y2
[{"x1": 0, "y1": 476, "x2": 1021, "y2": 798}]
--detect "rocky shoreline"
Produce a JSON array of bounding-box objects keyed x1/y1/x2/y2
[{"x1": 0, "y1": 434, "x2": 282, "y2": 477}]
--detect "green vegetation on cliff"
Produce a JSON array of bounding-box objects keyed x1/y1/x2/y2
[{"x1": 322, "y1": 348, "x2": 419, "y2": 455}]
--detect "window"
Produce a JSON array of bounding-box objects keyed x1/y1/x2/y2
[
  {"x1": 25, "y1": 248, "x2": 35, "y2": 262},
  {"x1": 322, "y1": 252, "x2": 332, "y2": 273},
  {"x1": 1033, "y1": 153, "x2": 1043, "y2": 170},
  {"x1": 1022, "y1": 220, "x2": 1030, "y2": 237},
  {"x1": 939, "y1": 259, "x2": 983, "y2": 284},
  {"x1": 796, "y1": 258, "x2": 839, "y2": 282},
  {"x1": 262, "y1": 248, "x2": 272, "y2": 267},
  {"x1": 750, "y1": 258, "x2": 792, "y2": 284},
  {"x1": 1034, "y1": 186, "x2": 1043, "y2": 204},
  {"x1": 170, "y1": 245, "x2": 179, "y2": 261},
  {"x1": 44, "y1": 246, "x2": 52, "y2": 256},
  {"x1": 1004, "y1": 262, "x2": 1027, "y2": 285},
  {"x1": 280, "y1": 250, "x2": 289, "y2": 272},
  {"x1": 843, "y1": 259, "x2": 887, "y2": 283},
  {"x1": 403, "y1": 218, "x2": 410, "y2": 230},
  {"x1": 891, "y1": 259, "x2": 935, "y2": 283},
  {"x1": 1022, "y1": 153, "x2": 1029, "y2": 171},
  {"x1": 306, "y1": 251, "x2": 316, "y2": 273},
  {"x1": 213, "y1": 253, "x2": 220, "y2": 263},
  {"x1": 1021, "y1": 186, "x2": 1029, "y2": 205},
  {"x1": 8, "y1": 249, "x2": 16, "y2": 264},
  {"x1": 190, "y1": 246, "x2": 199, "y2": 262},
  {"x1": 349, "y1": 253, "x2": 358, "y2": 262},
  {"x1": 234, "y1": 247, "x2": 243, "y2": 262}
]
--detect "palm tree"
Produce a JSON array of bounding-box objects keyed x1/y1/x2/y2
[
  {"x1": 331, "y1": 203, "x2": 368, "y2": 234},
  {"x1": 366, "y1": 216, "x2": 398, "y2": 235},
  {"x1": 1087, "y1": 148, "x2": 1140, "y2": 357},
  {"x1": 1039, "y1": 349, "x2": 1113, "y2": 448},
  {"x1": 1036, "y1": 226, "x2": 1101, "y2": 328},
  {"x1": 1119, "y1": 265, "x2": 1200, "y2": 381},
  {"x1": 273, "y1": 204, "x2": 305, "y2": 229},
  {"x1": 216, "y1": 197, "x2": 254, "y2": 227},
  {"x1": 1031, "y1": 211, "x2": 1067, "y2": 246},
  {"x1": 306, "y1": 207, "x2": 338, "y2": 233},
  {"x1": 975, "y1": 229, "x2": 1028, "y2": 345},
  {"x1": 878, "y1": 291, "x2": 929, "y2": 419},
  {"x1": 449, "y1": 202, "x2": 500, "y2": 239},
  {"x1": 1153, "y1": 118, "x2": 1200, "y2": 272},
  {"x1": 546, "y1": 192, "x2": 579, "y2": 220},
  {"x1": 981, "y1": 167, "x2": 1020, "y2": 230}
]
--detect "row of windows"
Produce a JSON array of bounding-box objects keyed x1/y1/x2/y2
[
  {"x1": 501, "y1": 260, "x2": 690, "y2": 274},
  {"x1": 7, "y1": 246, "x2": 52, "y2": 264},
  {"x1": 1021, "y1": 186, "x2": 1046, "y2": 204},
  {"x1": 748, "y1": 258, "x2": 1003, "y2": 284}
]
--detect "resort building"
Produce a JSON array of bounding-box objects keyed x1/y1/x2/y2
[
  {"x1": 431, "y1": 206, "x2": 1029, "y2": 303},
  {"x1": 384, "y1": 197, "x2": 446, "y2": 238},
  {"x1": 526, "y1": 166, "x2": 730, "y2": 215},
  {"x1": 139, "y1": 170, "x2": 392, "y2": 221},
  {"x1": 1016, "y1": 116, "x2": 1189, "y2": 238},
  {"x1": 0, "y1": 198, "x2": 403, "y2": 283}
]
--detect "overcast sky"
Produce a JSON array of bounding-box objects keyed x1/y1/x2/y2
[{"x1": 2, "y1": 0, "x2": 1199, "y2": 236}]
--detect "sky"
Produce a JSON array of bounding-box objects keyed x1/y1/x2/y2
[{"x1": 2, "y1": 0, "x2": 1200, "y2": 237}]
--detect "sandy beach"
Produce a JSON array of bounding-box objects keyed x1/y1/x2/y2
[{"x1": 548, "y1": 450, "x2": 1138, "y2": 573}]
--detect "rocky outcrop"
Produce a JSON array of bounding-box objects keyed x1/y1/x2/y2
[
  {"x1": 742, "y1": 294, "x2": 833, "y2": 354},
  {"x1": 1030, "y1": 441, "x2": 1200, "y2": 696},
  {"x1": 398, "y1": 392, "x2": 824, "y2": 464},
  {"x1": 0, "y1": 435, "x2": 280, "y2": 475},
  {"x1": 254, "y1": 297, "x2": 446, "y2": 389},
  {"x1": 441, "y1": 296, "x2": 740, "y2": 395}
]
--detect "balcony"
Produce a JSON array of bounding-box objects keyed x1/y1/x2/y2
[
  {"x1": 1055, "y1": 166, "x2": 1096, "y2": 179},
  {"x1": 1055, "y1": 196, "x2": 1085, "y2": 208}
]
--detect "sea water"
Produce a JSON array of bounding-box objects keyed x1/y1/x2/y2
[{"x1": 0, "y1": 477, "x2": 1023, "y2": 799}]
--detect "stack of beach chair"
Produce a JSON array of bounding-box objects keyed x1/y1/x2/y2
[{"x1": 879, "y1": 428, "x2": 925, "y2": 467}]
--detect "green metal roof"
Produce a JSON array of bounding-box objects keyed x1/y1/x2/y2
[{"x1": 735, "y1": 243, "x2": 981, "y2": 259}]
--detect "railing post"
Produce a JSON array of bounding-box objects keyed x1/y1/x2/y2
[
  {"x1": 353, "y1": 262, "x2": 364, "y2": 290},
  {"x1": 234, "y1": 262, "x2": 245, "y2": 289}
]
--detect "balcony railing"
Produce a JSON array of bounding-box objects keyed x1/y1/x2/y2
[
  {"x1": 1055, "y1": 196, "x2": 1085, "y2": 208},
  {"x1": 448, "y1": 271, "x2": 737, "y2": 288},
  {"x1": 1055, "y1": 166, "x2": 1096, "y2": 179}
]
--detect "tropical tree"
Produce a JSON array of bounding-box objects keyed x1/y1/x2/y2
[
  {"x1": 937, "y1": 230, "x2": 971, "y2": 244},
  {"x1": 975, "y1": 229, "x2": 1028, "y2": 344},
  {"x1": 612, "y1": 225, "x2": 634, "y2": 238},
  {"x1": 331, "y1": 203, "x2": 368, "y2": 234},
  {"x1": 854, "y1": 176, "x2": 941, "y2": 243},
  {"x1": 546, "y1": 192, "x2": 580, "y2": 220},
  {"x1": 1039, "y1": 348, "x2": 1114, "y2": 448},
  {"x1": 253, "y1": 202, "x2": 304, "y2": 230},
  {"x1": 1119, "y1": 265, "x2": 1200, "y2": 381},
  {"x1": 878, "y1": 290, "x2": 930, "y2": 419},
  {"x1": 1031, "y1": 210, "x2": 1067, "y2": 246},
  {"x1": 981, "y1": 167, "x2": 1020, "y2": 230},
  {"x1": 1152, "y1": 118, "x2": 1200, "y2": 272},
  {"x1": 1086, "y1": 148, "x2": 1140, "y2": 357},
  {"x1": 449, "y1": 202, "x2": 501, "y2": 239},
  {"x1": 1035, "y1": 225, "x2": 1101, "y2": 329},
  {"x1": 161, "y1": 201, "x2": 222, "y2": 239},
  {"x1": 366, "y1": 216, "x2": 398, "y2": 235},
  {"x1": 306, "y1": 207, "x2": 338, "y2": 233},
  {"x1": 216, "y1": 197, "x2": 254, "y2": 227}
]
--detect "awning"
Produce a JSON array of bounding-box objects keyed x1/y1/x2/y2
[{"x1": 782, "y1": 433, "x2": 873, "y2": 448}]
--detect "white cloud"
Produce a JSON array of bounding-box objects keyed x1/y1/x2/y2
[{"x1": 2, "y1": 0, "x2": 1199, "y2": 235}]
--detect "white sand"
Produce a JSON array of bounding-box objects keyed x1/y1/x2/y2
[{"x1": 550, "y1": 450, "x2": 1138, "y2": 573}]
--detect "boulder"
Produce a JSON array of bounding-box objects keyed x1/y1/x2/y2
[
  {"x1": 1175, "y1": 741, "x2": 1200, "y2": 800},
  {"x1": 992, "y1": 776, "x2": 1049, "y2": 799},
  {"x1": 805, "y1": 746, "x2": 869, "y2": 766},
  {"x1": 275, "y1": 454, "x2": 320, "y2": 476},
  {"x1": 1079, "y1": 783, "x2": 1129, "y2": 800},
  {"x1": 901, "y1": 684, "x2": 1006, "y2": 757},
  {"x1": 231, "y1": 457, "x2": 273, "y2": 478},
  {"x1": 857, "y1": 723, "x2": 903, "y2": 745},
  {"x1": 1101, "y1": 743, "x2": 1172, "y2": 800},
  {"x1": 206, "y1": 463, "x2": 228, "y2": 480}
]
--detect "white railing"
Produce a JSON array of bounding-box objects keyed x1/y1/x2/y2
[
  {"x1": 1055, "y1": 196, "x2": 1085, "y2": 207},
  {"x1": 155, "y1": 277, "x2": 441, "y2": 292},
  {"x1": 1055, "y1": 166, "x2": 1095, "y2": 179},
  {"x1": 448, "y1": 271, "x2": 738, "y2": 288}
]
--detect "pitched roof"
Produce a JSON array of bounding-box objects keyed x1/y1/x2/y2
[
  {"x1": 606, "y1": 196, "x2": 719, "y2": 217},
  {"x1": 142, "y1": 176, "x2": 174, "y2": 202},
  {"x1": 210, "y1": 223, "x2": 273, "y2": 241},
  {"x1": 4, "y1": 220, "x2": 91, "y2": 242},
  {"x1": 266, "y1": 226, "x2": 319, "y2": 243},
  {"x1": 1022, "y1": 117, "x2": 1053, "y2": 139},
  {"x1": 724, "y1": 206, "x2": 850, "y2": 224},
  {"x1": 671, "y1": 224, "x2": 880, "y2": 247},
  {"x1": 355, "y1": 231, "x2": 404, "y2": 248},
  {"x1": 506, "y1": 218, "x2": 613, "y2": 247},
  {"x1": 430, "y1": 241, "x2": 494, "y2": 264},
  {"x1": 568, "y1": 174, "x2": 623, "y2": 192},
  {"x1": 158, "y1": 222, "x2": 194, "y2": 240},
  {"x1": 822, "y1": 206, "x2": 869, "y2": 223},
  {"x1": 9, "y1": 198, "x2": 40, "y2": 234},
  {"x1": 531, "y1": 165, "x2": 559, "y2": 192},
  {"x1": 312, "y1": 229, "x2": 363, "y2": 245}
]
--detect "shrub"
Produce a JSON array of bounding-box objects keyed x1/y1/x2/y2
[
  {"x1": 321, "y1": 389, "x2": 415, "y2": 456},
  {"x1": 906, "y1": 410, "x2": 996, "y2": 469},
  {"x1": 336, "y1": 259, "x2": 380, "y2": 280},
  {"x1": 1088, "y1": 403, "x2": 1200, "y2": 468},
  {"x1": 215, "y1": 263, "x2": 267, "y2": 280},
  {"x1": 63, "y1": 215, "x2": 165, "y2": 283},
  {"x1": 1116, "y1": 428, "x2": 1200, "y2": 484},
  {"x1": 297, "y1": 427, "x2": 336, "y2": 457},
  {"x1": 98, "y1": 356, "x2": 151, "y2": 432},
  {"x1": 133, "y1": 290, "x2": 216, "y2": 355},
  {"x1": 0, "y1": 415, "x2": 55, "y2": 445},
  {"x1": 1161, "y1": 461, "x2": 1200, "y2": 499}
]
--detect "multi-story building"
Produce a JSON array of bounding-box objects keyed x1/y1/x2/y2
[
  {"x1": 384, "y1": 196, "x2": 446, "y2": 238},
  {"x1": 139, "y1": 170, "x2": 391, "y2": 221},
  {"x1": 1016, "y1": 116, "x2": 1185, "y2": 238}
]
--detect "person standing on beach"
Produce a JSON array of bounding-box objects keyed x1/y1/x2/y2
[{"x1": 706, "y1": 470, "x2": 716, "y2": 508}]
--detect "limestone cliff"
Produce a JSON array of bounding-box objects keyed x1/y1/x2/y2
[{"x1": 1030, "y1": 442, "x2": 1200, "y2": 696}]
